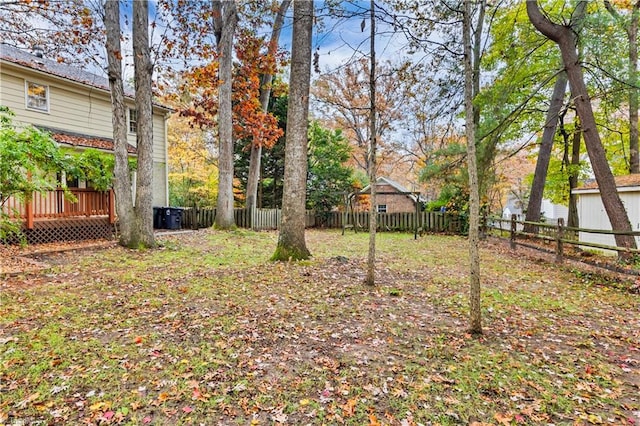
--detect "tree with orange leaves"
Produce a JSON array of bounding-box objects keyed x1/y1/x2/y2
[
  {"x1": 232, "y1": 30, "x2": 285, "y2": 155},
  {"x1": 179, "y1": 29, "x2": 285, "y2": 212}
]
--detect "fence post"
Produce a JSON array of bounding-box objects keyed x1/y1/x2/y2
[
  {"x1": 414, "y1": 196, "x2": 419, "y2": 239},
  {"x1": 193, "y1": 206, "x2": 200, "y2": 230},
  {"x1": 556, "y1": 217, "x2": 564, "y2": 263},
  {"x1": 510, "y1": 214, "x2": 516, "y2": 250}
]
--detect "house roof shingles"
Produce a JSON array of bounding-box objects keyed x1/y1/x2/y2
[
  {"x1": 0, "y1": 44, "x2": 170, "y2": 110},
  {"x1": 48, "y1": 128, "x2": 137, "y2": 154},
  {"x1": 359, "y1": 176, "x2": 427, "y2": 203},
  {"x1": 1, "y1": 43, "x2": 128, "y2": 96}
]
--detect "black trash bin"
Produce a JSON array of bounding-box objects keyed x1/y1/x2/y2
[
  {"x1": 165, "y1": 207, "x2": 183, "y2": 230},
  {"x1": 153, "y1": 207, "x2": 166, "y2": 229}
]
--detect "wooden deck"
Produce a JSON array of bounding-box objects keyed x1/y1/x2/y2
[{"x1": 2, "y1": 189, "x2": 116, "y2": 244}]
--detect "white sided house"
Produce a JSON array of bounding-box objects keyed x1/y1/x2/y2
[
  {"x1": 0, "y1": 44, "x2": 171, "y2": 242},
  {"x1": 572, "y1": 174, "x2": 640, "y2": 254}
]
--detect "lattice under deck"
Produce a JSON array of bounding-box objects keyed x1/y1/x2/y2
[{"x1": 21, "y1": 217, "x2": 115, "y2": 245}]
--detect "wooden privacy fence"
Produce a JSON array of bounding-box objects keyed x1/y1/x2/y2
[
  {"x1": 181, "y1": 208, "x2": 316, "y2": 230},
  {"x1": 180, "y1": 207, "x2": 465, "y2": 235},
  {"x1": 487, "y1": 214, "x2": 640, "y2": 268},
  {"x1": 329, "y1": 211, "x2": 464, "y2": 234}
]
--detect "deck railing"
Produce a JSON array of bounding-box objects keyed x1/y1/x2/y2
[{"x1": 2, "y1": 188, "x2": 116, "y2": 229}]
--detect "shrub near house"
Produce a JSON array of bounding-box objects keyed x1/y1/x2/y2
[{"x1": 0, "y1": 107, "x2": 120, "y2": 243}]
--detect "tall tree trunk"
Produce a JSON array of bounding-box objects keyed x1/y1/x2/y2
[
  {"x1": 524, "y1": 72, "x2": 568, "y2": 231},
  {"x1": 604, "y1": 0, "x2": 640, "y2": 173},
  {"x1": 246, "y1": 0, "x2": 291, "y2": 223},
  {"x1": 104, "y1": 0, "x2": 135, "y2": 247},
  {"x1": 630, "y1": 3, "x2": 639, "y2": 173},
  {"x1": 272, "y1": 0, "x2": 312, "y2": 261},
  {"x1": 463, "y1": 0, "x2": 482, "y2": 335},
  {"x1": 133, "y1": 0, "x2": 155, "y2": 248},
  {"x1": 473, "y1": 2, "x2": 491, "y2": 197},
  {"x1": 568, "y1": 123, "x2": 581, "y2": 229},
  {"x1": 212, "y1": 1, "x2": 238, "y2": 229},
  {"x1": 365, "y1": 0, "x2": 377, "y2": 286},
  {"x1": 527, "y1": 0, "x2": 637, "y2": 255}
]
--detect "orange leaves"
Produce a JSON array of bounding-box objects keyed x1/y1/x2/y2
[
  {"x1": 232, "y1": 30, "x2": 284, "y2": 149},
  {"x1": 179, "y1": 29, "x2": 284, "y2": 149},
  {"x1": 493, "y1": 412, "x2": 514, "y2": 425},
  {"x1": 341, "y1": 398, "x2": 357, "y2": 417},
  {"x1": 368, "y1": 413, "x2": 382, "y2": 426}
]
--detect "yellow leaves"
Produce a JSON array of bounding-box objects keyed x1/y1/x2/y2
[
  {"x1": 578, "y1": 412, "x2": 605, "y2": 424},
  {"x1": 391, "y1": 387, "x2": 408, "y2": 398},
  {"x1": 89, "y1": 400, "x2": 111, "y2": 412}
]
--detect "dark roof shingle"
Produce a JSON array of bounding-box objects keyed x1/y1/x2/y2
[
  {"x1": 43, "y1": 128, "x2": 137, "y2": 154},
  {"x1": 0, "y1": 44, "x2": 126, "y2": 95},
  {"x1": 0, "y1": 44, "x2": 170, "y2": 111}
]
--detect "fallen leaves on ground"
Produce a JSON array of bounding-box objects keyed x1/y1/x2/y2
[{"x1": 0, "y1": 230, "x2": 638, "y2": 425}]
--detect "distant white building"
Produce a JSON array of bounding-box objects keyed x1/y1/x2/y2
[
  {"x1": 502, "y1": 193, "x2": 567, "y2": 223},
  {"x1": 540, "y1": 199, "x2": 569, "y2": 223},
  {"x1": 572, "y1": 175, "x2": 640, "y2": 255}
]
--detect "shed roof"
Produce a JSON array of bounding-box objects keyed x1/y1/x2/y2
[
  {"x1": 359, "y1": 176, "x2": 426, "y2": 203},
  {"x1": 576, "y1": 174, "x2": 640, "y2": 191}
]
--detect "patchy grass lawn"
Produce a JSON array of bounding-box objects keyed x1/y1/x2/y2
[{"x1": 1, "y1": 229, "x2": 639, "y2": 425}]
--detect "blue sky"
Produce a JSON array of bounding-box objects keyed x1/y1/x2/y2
[{"x1": 276, "y1": 1, "x2": 412, "y2": 73}]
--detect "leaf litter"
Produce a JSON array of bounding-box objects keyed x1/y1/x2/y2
[{"x1": 0, "y1": 229, "x2": 638, "y2": 425}]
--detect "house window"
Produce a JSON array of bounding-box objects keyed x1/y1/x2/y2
[
  {"x1": 26, "y1": 81, "x2": 49, "y2": 112},
  {"x1": 377, "y1": 204, "x2": 387, "y2": 213},
  {"x1": 129, "y1": 108, "x2": 137, "y2": 133}
]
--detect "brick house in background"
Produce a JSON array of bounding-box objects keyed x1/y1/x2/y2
[{"x1": 357, "y1": 176, "x2": 426, "y2": 213}]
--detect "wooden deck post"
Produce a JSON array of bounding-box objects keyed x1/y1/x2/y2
[
  {"x1": 25, "y1": 191, "x2": 34, "y2": 229},
  {"x1": 108, "y1": 189, "x2": 116, "y2": 224}
]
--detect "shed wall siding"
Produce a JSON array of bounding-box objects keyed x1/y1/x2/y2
[{"x1": 577, "y1": 191, "x2": 640, "y2": 254}]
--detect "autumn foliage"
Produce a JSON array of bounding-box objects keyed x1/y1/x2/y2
[{"x1": 179, "y1": 30, "x2": 284, "y2": 152}]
